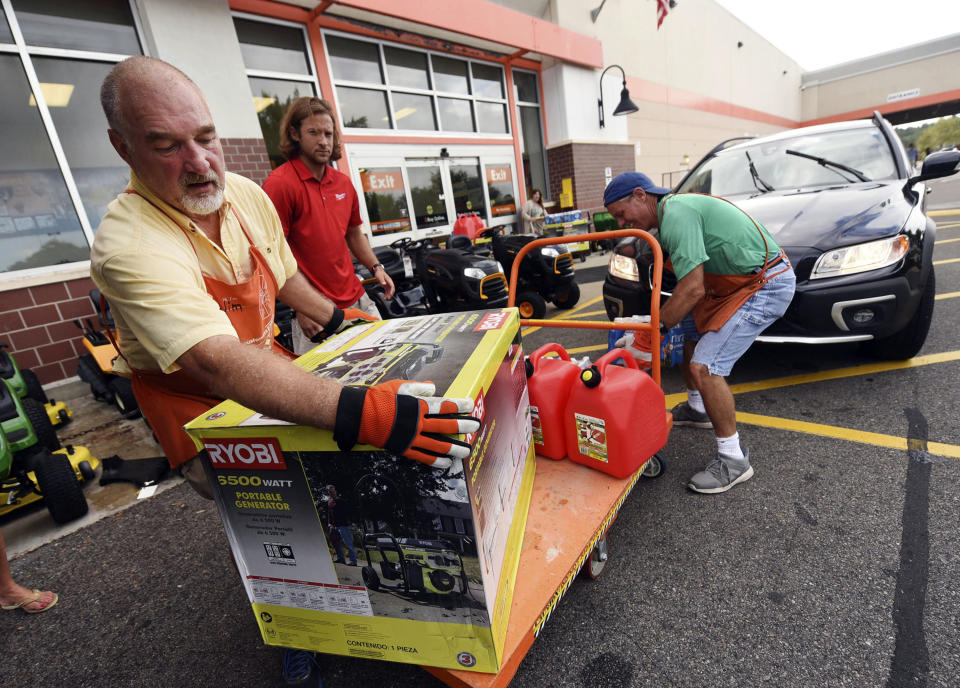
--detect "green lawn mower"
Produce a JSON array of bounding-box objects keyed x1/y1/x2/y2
[
  {"x1": 0, "y1": 379, "x2": 96, "y2": 524},
  {"x1": 0, "y1": 343, "x2": 72, "y2": 427}
]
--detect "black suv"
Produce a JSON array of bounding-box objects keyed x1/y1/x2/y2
[{"x1": 603, "y1": 112, "x2": 960, "y2": 359}]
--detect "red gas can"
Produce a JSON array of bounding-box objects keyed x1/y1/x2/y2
[
  {"x1": 563, "y1": 349, "x2": 668, "y2": 478},
  {"x1": 526, "y1": 343, "x2": 581, "y2": 460}
]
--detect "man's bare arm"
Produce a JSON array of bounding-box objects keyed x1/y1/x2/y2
[
  {"x1": 660, "y1": 264, "x2": 705, "y2": 329},
  {"x1": 345, "y1": 225, "x2": 395, "y2": 300},
  {"x1": 177, "y1": 335, "x2": 340, "y2": 427}
]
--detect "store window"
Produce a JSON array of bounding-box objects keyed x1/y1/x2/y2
[
  {"x1": 0, "y1": 0, "x2": 144, "y2": 278},
  {"x1": 12, "y1": 0, "x2": 141, "y2": 54},
  {"x1": 359, "y1": 167, "x2": 411, "y2": 236},
  {"x1": 513, "y1": 69, "x2": 548, "y2": 197},
  {"x1": 233, "y1": 14, "x2": 320, "y2": 169},
  {"x1": 32, "y1": 58, "x2": 130, "y2": 228},
  {"x1": 324, "y1": 32, "x2": 508, "y2": 136}
]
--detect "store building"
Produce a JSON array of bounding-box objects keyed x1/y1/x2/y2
[{"x1": 1, "y1": 0, "x2": 950, "y2": 386}]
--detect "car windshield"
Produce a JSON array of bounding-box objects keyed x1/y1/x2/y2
[{"x1": 678, "y1": 126, "x2": 898, "y2": 196}]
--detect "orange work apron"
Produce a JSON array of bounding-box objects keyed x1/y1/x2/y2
[
  {"x1": 108, "y1": 192, "x2": 294, "y2": 467},
  {"x1": 660, "y1": 193, "x2": 791, "y2": 333}
]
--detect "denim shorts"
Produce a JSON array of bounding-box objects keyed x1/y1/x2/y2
[{"x1": 680, "y1": 262, "x2": 796, "y2": 376}]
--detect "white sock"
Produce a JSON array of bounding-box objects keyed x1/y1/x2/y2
[
  {"x1": 717, "y1": 433, "x2": 743, "y2": 459},
  {"x1": 687, "y1": 390, "x2": 706, "y2": 414}
]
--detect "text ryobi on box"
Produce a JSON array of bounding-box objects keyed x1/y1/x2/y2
[{"x1": 203, "y1": 438, "x2": 287, "y2": 470}]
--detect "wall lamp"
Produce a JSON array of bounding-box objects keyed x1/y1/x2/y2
[{"x1": 598, "y1": 64, "x2": 638, "y2": 128}]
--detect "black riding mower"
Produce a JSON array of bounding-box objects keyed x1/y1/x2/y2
[
  {"x1": 452, "y1": 227, "x2": 580, "y2": 319},
  {"x1": 357, "y1": 237, "x2": 509, "y2": 318}
]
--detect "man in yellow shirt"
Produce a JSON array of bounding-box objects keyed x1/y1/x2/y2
[{"x1": 91, "y1": 56, "x2": 478, "y2": 495}]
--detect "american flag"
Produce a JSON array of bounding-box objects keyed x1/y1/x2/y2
[{"x1": 657, "y1": 0, "x2": 670, "y2": 28}]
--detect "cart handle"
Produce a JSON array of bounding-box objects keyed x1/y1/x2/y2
[{"x1": 507, "y1": 229, "x2": 664, "y2": 386}]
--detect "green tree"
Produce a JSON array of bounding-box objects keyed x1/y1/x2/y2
[{"x1": 916, "y1": 116, "x2": 960, "y2": 157}]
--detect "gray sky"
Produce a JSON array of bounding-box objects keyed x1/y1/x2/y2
[{"x1": 713, "y1": 0, "x2": 960, "y2": 71}]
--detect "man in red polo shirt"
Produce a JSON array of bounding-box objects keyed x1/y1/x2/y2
[{"x1": 264, "y1": 96, "x2": 394, "y2": 354}]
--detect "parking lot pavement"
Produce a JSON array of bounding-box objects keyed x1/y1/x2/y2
[{"x1": 4, "y1": 216, "x2": 960, "y2": 687}]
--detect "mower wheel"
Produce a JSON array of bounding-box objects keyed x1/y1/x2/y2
[
  {"x1": 109, "y1": 377, "x2": 140, "y2": 418},
  {"x1": 553, "y1": 282, "x2": 581, "y2": 310},
  {"x1": 642, "y1": 453, "x2": 666, "y2": 479},
  {"x1": 78, "y1": 460, "x2": 96, "y2": 482},
  {"x1": 22, "y1": 368, "x2": 49, "y2": 404},
  {"x1": 32, "y1": 450, "x2": 89, "y2": 524},
  {"x1": 516, "y1": 291, "x2": 546, "y2": 320},
  {"x1": 585, "y1": 534, "x2": 609, "y2": 579},
  {"x1": 362, "y1": 565, "x2": 381, "y2": 591},
  {"x1": 23, "y1": 397, "x2": 61, "y2": 452}
]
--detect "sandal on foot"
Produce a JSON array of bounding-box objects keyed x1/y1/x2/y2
[{"x1": 1, "y1": 589, "x2": 59, "y2": 614}]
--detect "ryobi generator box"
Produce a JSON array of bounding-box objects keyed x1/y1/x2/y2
[{"x1": 184, "y1": 309, "x2": 535, "y2": 673}]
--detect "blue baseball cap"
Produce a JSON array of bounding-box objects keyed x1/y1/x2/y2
[{"x1": 603, "y1": 172, "x2": 671, "y2": 206}]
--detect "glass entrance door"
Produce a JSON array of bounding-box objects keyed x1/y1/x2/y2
[
  {"x1": 447, "y1": 158, "x2": 485, "y2": 222},
  {"x1": 405, "y1": 161, "x2": 448, "y2": 230}
]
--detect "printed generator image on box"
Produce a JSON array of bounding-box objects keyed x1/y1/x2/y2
[{"x1": 184, "y1": 309, "x2": 535, "y2": 673}]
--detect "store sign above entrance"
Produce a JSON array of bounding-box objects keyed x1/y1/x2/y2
[{"x1": 886, "y1": 88, "x2": 920, "y2": 103}]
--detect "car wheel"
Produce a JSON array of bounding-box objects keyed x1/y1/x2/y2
[
  {"x1": 22, "y1": 398, "x2": 61, "y2": 452},
  {"x1": 109, "y1": 377, "x2": 141, "y2": 418},
  {"x1": 32, "y1": 450, "x2": 89, "y2": 524},
  {"x1": 867, "y1": 267, "x2": 935, "y2": 360},
  {"x1": 22, "y1": 369, "x2": 49, "y2": 404},
  {"x1": 516, "y1": 291, "x2": 547, "y2": 319},
  {"x1": 553, "y1": 282, "x2": 581, "y2": 310}
]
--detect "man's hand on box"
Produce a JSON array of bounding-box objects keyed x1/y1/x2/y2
[
  {"x1": 333, "y1": 379, "x2": 481, "y2": 469},
  {"x1": 310, "y1": 307, "x2": 378, "y2": 344}
]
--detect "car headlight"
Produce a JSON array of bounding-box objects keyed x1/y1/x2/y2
[
  {"x1": 810, "y1": 235, "x2": 910, "y2": 279},
  {"x1": 496, "y1": 261, "x2": 505, "y2": 274},
  {"x1": 542, "y1": 245, "x2": 570, "y2": 257},
  {"x1": 463, "y1": 267, "x2": 486, "y2": 280},
  {"x1": 609, "y1": 253, "x2": 639, "y2": 282}
]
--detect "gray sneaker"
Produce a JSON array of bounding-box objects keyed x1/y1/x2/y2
[
  {"x1": 688, "y1": 446, "x2": 753, "y2": 494},
  {"x1": 671, "y1": 401, "x2": 713, "y2": 428}
]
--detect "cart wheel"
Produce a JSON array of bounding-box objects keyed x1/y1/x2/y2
[
  {"x1": 585, "y1": 535, "x2": 608, "y2": 579},
  {"x1": 642, "y1": 453, "x2": 666, "y2": 479}
]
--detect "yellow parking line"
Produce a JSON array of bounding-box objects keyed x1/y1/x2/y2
[
  {"x1": 566, "y1": 344, "x2": 609, "y2": 355},
  {"x1": 938, "y1": 237, "x2": 960, "y2": 244},
  {"x1": 734, "y1": 412, "x2": 960, "y2": 459},
  {"x1": 929, "y1": 209, "x2": 960, "y2": 216},
  {"x1": 937, "y1": 222, "x2": 960, "y2": 230},
  {"x1": 521, "y1": 296, "x2": 602, "y2": 335},
  {"x1": 936, "y1": 291, "x2": 960, "y2": 300},
  {"x1": 934, "y1": 257, "x2": 960, "y2": 266},
  {"x1": 724, "y1": 350, "x2": 960, "y2": 396},
  {"x1": 566, "y1": 309, "x2": 608, "y2": 318}
]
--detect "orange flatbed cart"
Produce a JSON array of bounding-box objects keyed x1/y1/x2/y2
[{"x1": 424, "y1": 230, "x2": 673, "y2": 687}]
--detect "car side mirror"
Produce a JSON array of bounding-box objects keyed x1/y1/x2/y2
[{"x1": 905, "y1": 149, "x2": 960, "y2": 189}]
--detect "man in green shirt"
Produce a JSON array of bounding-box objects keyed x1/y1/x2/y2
[{"x1": 604, "y1": 172, "x2": 796, "y2": 494}]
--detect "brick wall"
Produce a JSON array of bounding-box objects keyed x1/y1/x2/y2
[
  {"x1": 1, "y1": 276, "x2": 99, "y2": 385},
  {"x1": 222, "y1": 137, "x2": 273, "y2": 185},
  {"x1": 547, "y1": 142, "x2": 636, "y2": 220}
]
